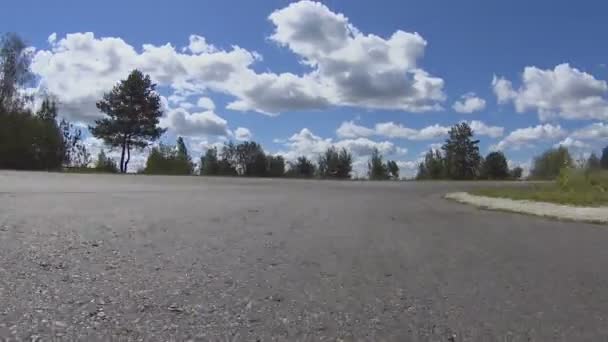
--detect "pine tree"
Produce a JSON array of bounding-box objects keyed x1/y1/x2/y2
[
  {"x1": 287, "y1": 156, "x2": 316, "y2": 178},
  {"x1": 36, "y1": 98, "x2": 57, "y2": 121},
  {"x1": 143, "y1": 138, "x2": 193, "y2": 175},
  {"x1": 416, "y1": 162, "x2": 428, "y2": 180},
  {"x1": 266, "y1": 155, "x2": 285, "y2": 177},
  {"x1": 319, "y1": 147, "x2": 352, "y2": 179},
  {"x1": 509, "y1": 166, "x2": 523, "y2": 179},
  {"x1": 236, "y1": 141, "x2": 267, "y2": 176},
  {"x1": 175, "y1": 137, "x2": 193, "y2": 174},
  {"x1": 600, "y1": 146, "x2": 608, "y2": 169},
  {"x1": 90, "y1": 70, "x2": 165, "y2": 173},
  {"x1": 482, "y1": 151, "x2": 509, "y2": 179},
  {"x1": 423, "y1": 149, "x2": 445, "y2": 179},
  {"x1": 60, "y1": 119, "x2": 90, "y2": 168},
  {"x1": 368, "y1": 148, "x2": 389, "y2": 180},
  {"x1": 95, "y1": 149, "x2": 118, "y2": 173},
  {"x1": 442, "y1": 122, "x2": 481, "y2": 180},
  {"x1": 0, "y1": 33, "x2": 33, "y2": 112},
  {"x1": 386, "y1": 160, "x2": 400, "y2": 180},
  {"x1": 200, "y1": 147, "x2": 220, "y2": 175},
  {"x1": 530, "y1": 146, "x2": 572, "y2": 179},
  {"x1": 219, "y1": 142, "x2": 238, "y2": 176}
]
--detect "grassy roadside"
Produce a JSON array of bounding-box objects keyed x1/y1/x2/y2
[{"x1": 471, "y1": 169, "x2": 608, "y2": 207}]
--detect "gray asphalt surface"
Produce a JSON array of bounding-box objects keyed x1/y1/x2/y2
[{"x1": 1, "y1": 171, "x2": 607, "y2": 341}]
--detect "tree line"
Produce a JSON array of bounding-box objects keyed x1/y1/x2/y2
[
  {"x1": 416, "y1": 122, "x2": 522, "y2": 180},
  {"x1": 1, "y1": 33, "x2": 396, "y2": 179},
  {"x1": 3, "y1": 32, "x2": 600, "y2": 182},
  {"x1": 0, "y1": 33, "x2": 93, "y2": 171},
  {"x1": 0, "y1": 33, "x2": 164, "y2": 174},
  {"x1": 528, "y1": 145, "x2": 608, "y2": 180},
  {"x1": 414, "y1": 120, "x2": 608, "y2": 181},
  {"x1": 197, "y1": 142, "x2": 399, "y2": 179}
]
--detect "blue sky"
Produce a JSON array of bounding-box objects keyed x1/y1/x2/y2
[{"x1": 2, "y1": 0, "x2": 608, "y2": 175}]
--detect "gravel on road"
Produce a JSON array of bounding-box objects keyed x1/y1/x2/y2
[{"x1": 1, "y1": 171, "x2": 608, "y2": 341}]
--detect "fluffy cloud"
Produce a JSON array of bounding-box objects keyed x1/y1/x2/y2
[
  {"x1": 189, "y1": 138, "x2": 227, "y2": 155},
  {"x1": 185, "y1": 34, "x2": 217, "y2": 54},
  {"x1": 427, "y1": 142, "x2": 443, "y2": 152},
  {"x1": 83, "y1": 136, "x2": 149, "y2": 172},
  {"x1": 178, "y1": 102, "x2": 194, "y2": 109},
  {"x1": 492, "y1": 63, "x2": 608, "y2": 120},
  {"x1": 452, "y1": 93, "x2": 486, "y2": 113},
  {"x1": 31, "y1": 2, "x2": 446, "y2": 124},
  {"x1": 554, "y1": 137, "x2": 590, "y2": 150},
  {"x1": 268, "y1": 1, "x2": 445, "y2": 112},
  {"x1": 396, "y1": 147, "x2": 409, "y2": 155},
  {"x1": 468, "y1": 120, "x2": 504, "y2": 138},
  {"x1": 168, "y1": 94, "x2": 187, "y2": 104},
  {"x1": 491, "y1": 124, "x2": 566, "y2": 151},
  {"x1": 234, "y1": 127, "x2": 252, "y2": 141},
  {"x1": 31, "y1": 32, "x2": 260, "y2": 122},
  {"x1": 160, "y1": 108, "x2": 229, "y2": 137},
  {"x1": 188, "y1": 137, "x2": 227, "y2": 156},
  {"x1": 396, "y1": 160, "x2": 424, "y2": 178},
  {"x1": 279, "y1": 128, "x2": 398, "y2": 161},
  {"x1": 47, "y1": 32, "x2": 57, "y2": 45},
  {"x1": 335, "y1": 120, "x2": 375, "y2": 138},
  {"x1": 492, "y1": 77, "x2": 516, "y2": 104},
  {"x1": 334, "y1": 138, "x2": 395, "y2": 156},
  {"x1": 82, "y1": 136, "x2": 106, "y2": 163},
  {"x1": 376, "y1": 122, "x2": 449, "y2": 140},
  {"x1": 196, "y1": 97, "x2": 216, "y2": 110},
  {"x1": 225, "y1": 72, "x2": 329, "y2": 114},
  {"x1": 337, "y1": 120, "x2": 502, "y2": 140},
  {"x1": 336, "y1": 121, "x2": 447, "y2": 140},
  {"x1": 397, "y1": 160, "x2": 419, "y2": 170},
  {"x1": 282, "y1": 128, "x2": 332, "y2": 160},
  {"x1": 571, "y1": 122, "x2": 608, "y2": 140},
  {"x1": 277, "y1": 127, "x2": 418, "y2": 178}
]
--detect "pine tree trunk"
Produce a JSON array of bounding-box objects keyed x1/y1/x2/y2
[
  {"x1": 124, "y1": 141, "x2": 131, "y2": 173},
  {"x1": 119, "y1": 136, "x2": 127, "y2": 173}
]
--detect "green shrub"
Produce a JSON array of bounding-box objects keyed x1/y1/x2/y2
[
  {"x1": 530, "y1": 146, "x2": 572, "y2": 180},
  {"x1": 473, "y1": 168, "x2": 608, "y2": 206}
]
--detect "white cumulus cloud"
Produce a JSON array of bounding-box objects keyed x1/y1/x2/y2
[
  {"x1": 160, "y1": 108, "x2": 229, "y2": 138},
  {"x1": 196, "y1": 97, "x2": 216, "y2": 110},
  {"x1": 336, "y1": 121, "x2": 375, "y2": 138},
  {"x1": 554, "y1": 137, "x2": 590, "y2": 150},
  {"x1": 278, "y1": 128, "x2": 397, "y2": 162},
  {"x1": 571, "y1": 122, "x2": 608, "y2": 140},
  {"x1": 467, "y1": 120, "x2": 504, "y2": 138},
  {"x1": 492, "y1": 63, "x2": 608, "y2": 121},
  {"x1": 31, "y1": 2, "x2": 446, "y2": 123},
  {"x1": 31, "y1": 32, "x2": 261, "y2": 122},
  {"x1": 452, "y1": 93, "x2": 486, "y2": 113},
  {"x1": 234, "y1": 127, "x2": 252, "y2": 141},
  {"x1": 491, "y1": 124, "x2": 566, "y2": 151},
  {"x1": 83, "y1": 136, "x2": 150, "y2": 173},
  {"x1": 376, "y1": 122, "x2": 449, "y2": 140},
  {"x1": 337, "y1": 120, "x2": 502, "y2": 140},
  {"x1": 334, "y1": 138, "x2": 395, "y2": 156},
  {"x1": 47, "y1": 32, "x2": 57, "y2": 45},
  {"x1": 184, "y1": 34, "x2": 217, "y2": 54},
  {"x1": 266, "y1": 0, "x2": 445, "y2": 112}
]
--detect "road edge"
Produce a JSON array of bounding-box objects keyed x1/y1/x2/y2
[{"x1": 444, "y1": 192, "x2": 608, "y2": 224}]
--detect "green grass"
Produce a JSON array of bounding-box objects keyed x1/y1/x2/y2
[{"x1": 471, "y1": 169, "x2": 608, "y2": 207}]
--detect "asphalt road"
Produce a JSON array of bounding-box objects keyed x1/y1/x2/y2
[{"x1": 1, "y1": 171, "x2": 607, "y2": 341}]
